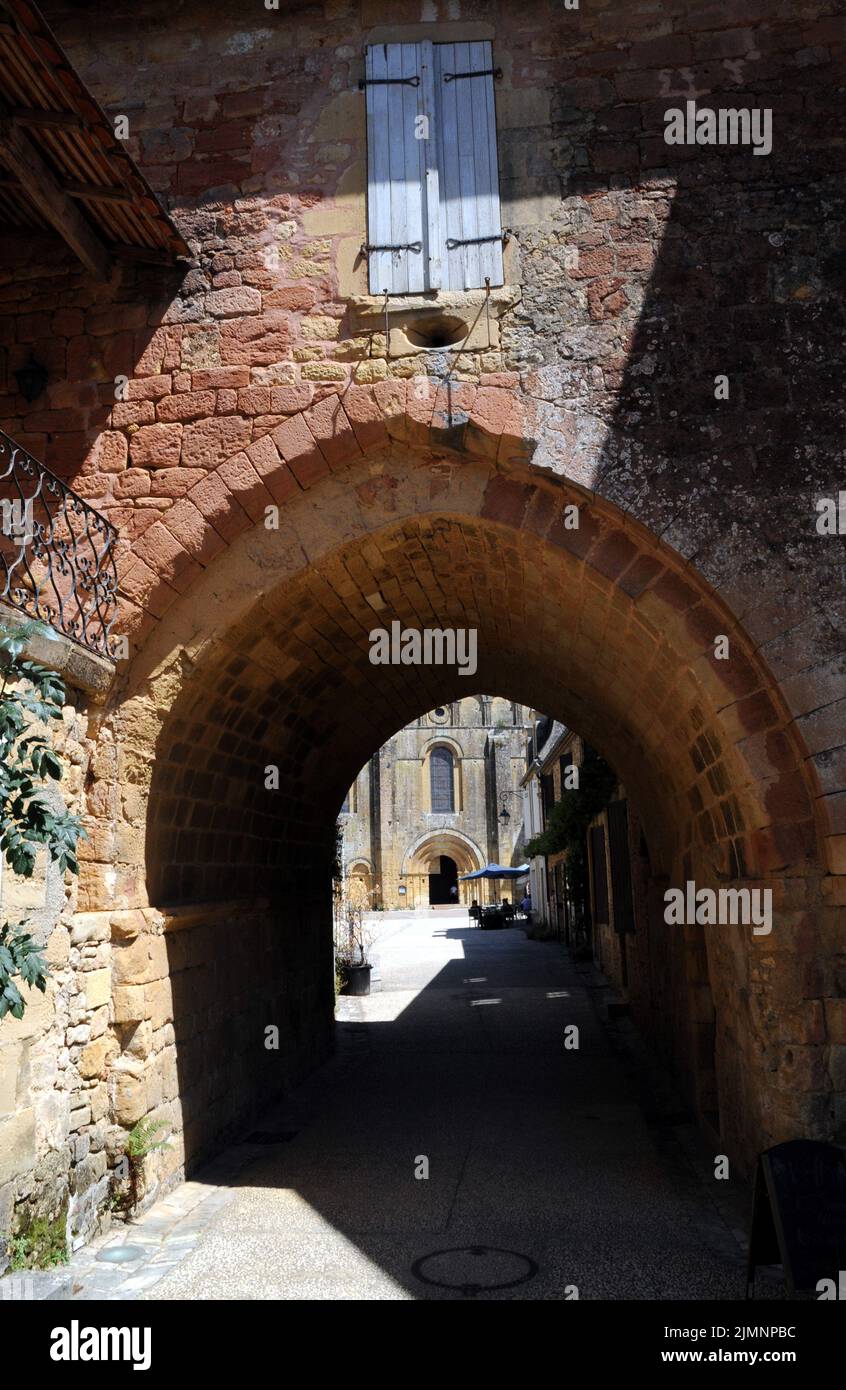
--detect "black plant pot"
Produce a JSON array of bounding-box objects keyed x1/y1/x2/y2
[{"x1": 340, "y1": 963, "x2": 372, "y2": 996}]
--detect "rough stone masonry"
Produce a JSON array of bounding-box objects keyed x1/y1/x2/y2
[{"x1": 0, "y1": 0, "x2": 844, "y2": 1261}]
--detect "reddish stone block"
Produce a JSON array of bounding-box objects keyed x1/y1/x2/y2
[
  {"x1": 479, "y1": 372, "x2": 520, "y2": 388},
  {"x1": 180, "y1": 415, "x2": 251, "y2": 470},
  {"x1": 548, "y1": 505, "x2": 603, "y2": 560},
  {"x1": 245, "y1": 431, "x2": 281, "y2": 480},
  {"x1": 206, "y1": 286, "x2": 262, "y2": 318},
  {"x1": 157, "y1": 390, "x2": 217, "y2": 423},
  {"x1": 271, "y1": 414, "x2": 326, "y2": 487},
  {"x1": 734, "y1": 690, "x2": 781, "y2": 737},
  {"x1": 465, "y1": 387, "x2": 518, "y2": 459},
  {"x1": 480, "y1": 476, "x2": 532, "y2": 528},
  {"x1": 218, "y1": 311, "x2": 291, "y2": 365},
  {"x1": 269, "y1": 385, "x2": 314, "y2": 415},
  {"x1": 195, "y1": 121, "x2": 253, "y2": 154},
  {"x1": 306, "y1": 394, "x2": 361, "y2": 470},
  {"x1": 186, "y1": 472, "x2": 250, "y2": 545},
  {"x1": 86, "y1": 304, "x2": 148, "y2": 337},
  {"x1": 102, "y1": 332, "x2": 136, "y2": 380},
  {"x1": 616, "y1": 243, "x2": 654, "y2": 272},
  {"x1": 372, "y1": 379, "x2": 409, "y2": 441},
  {"x1": 132, "y1": 521, "x2": 203, "y2": 594},
  {"x1": 217, "y1": 452, "x2": 277, "y2": 523},
  {"x1": 220, "y1": 89, "x2": 268, "y2": 119},
  {"x1": 333, "y1": 385, "x2": 387, "y2": 453},
  {"x1": 126, "y1": 375, "x2": 172, "y2": 402},
  {"x1": 522, "y1": 486, "x2": 558, "y2": 540},
  {"x1": 711, "y1": 650, "x2": 763, "y2": 702},
  {"x1": 88, "y1": 430, "x2": 128, "y2": 474},
  {"x1": 287, "y1": 451, "x2": 330, "y2": 489},
  {"x1": 588, "y1": 276, "x2": 627, "y2": 320},
  {"x1": 569, "y1": 247, "x2": 615, "y2": 279},
  {"x1": 590, "y1": 530, "x2": 639, "y2": 582},
  {"x1": 618, "y1": 552, "x2": 663, "y2": 599},
  {"x1": 129, "y1": 423, "x2": 183, "y2": 469},
  {"x1": 51, "y1": 308, "x2": 85, "y2": 338},
  {"x1": 118, "y1": 557, "x2": 178, "y2": 620},
  {"x1": 191, "y1": 367, "x2": 250, "y2": 391},
  {"x1": 176, "y1": 156, "x2": 250, "y2": 196},
  {"x1": 263, "y1": 286, "x2": 318, "y2": 311},
  {"x1": 135, "y1": 326, "x2": 183, "y2": 376},
  {"x1": 652, "y1": 570, "x2": 699, "y2": 615},
  {"x1": 163, "y1": 497, "x2": 226, "y2": 565},
  {"x1": 236, "y1": 386, "x2": 273, "y2": 416},
  {"x1": 112, "y1": 400, "x2": 155, "y2": 427},
  {"x1": 114, "y1": 468, "x2": 151, "y2": 499},
  {"x1": 765, "y1": 770, "x2": 815, "y2": 824},
  {"x1": 24, "y1": 407, "x2": 85, "y2": 432},
  {"x1": 150, "y1": 468, "x2": 206, "y2": 497}
]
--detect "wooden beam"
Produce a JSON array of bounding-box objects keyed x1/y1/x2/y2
[
  {"x1": 0, "y1": 115, "x2": 111, "y2": 280},
  {"x1": 64, "y1": 180, "x2": 134, "y2": 205},
  {"x1": 10, "y1": 106, "x2": 86, "y2": 131}
]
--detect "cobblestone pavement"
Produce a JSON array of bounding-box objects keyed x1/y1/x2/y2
[{"x1": 62, "y1": 911, "x2": 780, "y2": 1301}]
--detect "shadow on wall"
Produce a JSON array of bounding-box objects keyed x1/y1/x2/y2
[
  {"x1": 548, "y1": 36, "x2": 845, "y2": 1178},
  {"x1": 528, "y1": 30, "x2": 845, "y2": 635}
]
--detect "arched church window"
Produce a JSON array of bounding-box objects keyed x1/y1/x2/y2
[{"x1": 430, "y1": 746, "x2": 455, "y2": 813}]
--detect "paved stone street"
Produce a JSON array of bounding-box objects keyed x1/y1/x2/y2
[{"x1": 59, "y1": 909, "x2": 777, "y2": 1301}]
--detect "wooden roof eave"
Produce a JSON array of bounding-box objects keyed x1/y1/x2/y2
[{"x1": 0, "y1": 0, "x2": 190, "y2": 278}]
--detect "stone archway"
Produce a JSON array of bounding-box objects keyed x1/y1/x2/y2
[
  {"x1": 84, "y1": 397, "x2": 842, "y2": 1193},
  {"x1": 402, "y1": 828, "x2": 484, "y2": 908}
]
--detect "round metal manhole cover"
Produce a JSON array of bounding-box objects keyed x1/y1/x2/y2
[
  {"x1": 411, "y1": 1245, "x2": 538, "y2": 1296},
  {"x1": 96, "y1": 1245, "x2": 147, "y2": 1264}
]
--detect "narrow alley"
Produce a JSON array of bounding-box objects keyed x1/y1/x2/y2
[{"x1": 67, "y1": 910, "x2": 762, "y2": 1302}]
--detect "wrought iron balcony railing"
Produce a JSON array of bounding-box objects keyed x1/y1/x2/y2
[{"x1": 0, "y1": 429, "x2": 117, "y2": 659}]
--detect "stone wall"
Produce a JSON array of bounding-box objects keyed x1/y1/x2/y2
[
  {"x1": 0, "y1": 641, "x2": 103, "y2": 1265},
  {"x1": 0, "y1": 0, "x2": 844, "y2": 1252}
]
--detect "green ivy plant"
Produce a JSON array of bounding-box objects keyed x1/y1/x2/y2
[
  {"x1": 0, "y1": 620, "x2": 84, "y2": 1021},
  {"x1": 525, "y1": 746, "x2": 617, "y2": 861}
]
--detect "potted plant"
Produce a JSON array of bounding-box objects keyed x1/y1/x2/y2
[{"x1": 334, "y1": 886, "x2": 374, "y2": 996}]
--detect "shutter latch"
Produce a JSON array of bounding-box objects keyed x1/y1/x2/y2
[
  {"x1": 445, "y1": 232, "x2": 507, "y2": 250},
  {"x1": 358, "y1": 75, "x2": 420, "y2": 89},
  {"x1": 361, "y1": 241, "x2": 423, "y2": 256},
  {"x1": 442, "y1": 67, "x2": 502, "y2": 83}
]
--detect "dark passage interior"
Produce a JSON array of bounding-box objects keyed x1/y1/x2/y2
[{"x1": 429, "y1": 854, "x2": 458, "y2": 905}]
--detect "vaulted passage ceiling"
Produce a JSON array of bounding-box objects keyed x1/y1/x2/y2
[{"x1": 127, "y1": 453, "x2": 820, "y2": 909}]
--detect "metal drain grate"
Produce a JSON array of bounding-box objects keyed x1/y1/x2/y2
[{"x1": 411, "y1": 1245, "x2": 538, "y2": 1297}]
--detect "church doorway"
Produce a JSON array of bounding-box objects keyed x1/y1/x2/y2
[{"x1": 429, "y1": 854, "x2": 458, "y2": 905}]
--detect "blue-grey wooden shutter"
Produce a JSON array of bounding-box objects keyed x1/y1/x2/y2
[
  {"x1": 364, "y1": 42, "x2": 429, "y2": 294},
  {"x1": 434, "y1": 40, "x2": 503, "y2": 291}
]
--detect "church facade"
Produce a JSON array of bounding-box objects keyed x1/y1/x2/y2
[{"x1": 340, "y1": 699, "x2": 532, "y2": 910}]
